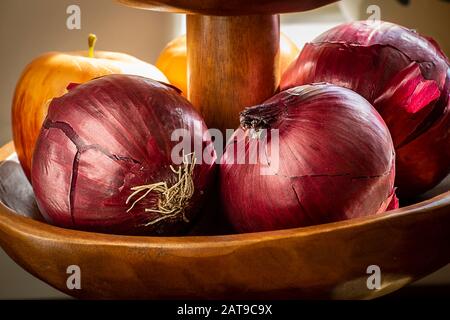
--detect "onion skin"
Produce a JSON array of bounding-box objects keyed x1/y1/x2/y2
[
  {"x1": 220, "y1": 84, "x2": 396, "y2": 233},
  {"x1": 31, "y1": 74, "x2": 215, "y2": 235},
  {"x1": 281, "y1": 21, "x2": 450, "y2": 197},
  {"x1": 12, "y1": 50, "x2": 168, "y2": 180}
]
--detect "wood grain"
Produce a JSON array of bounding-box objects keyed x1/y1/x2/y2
[
  {"x1": 0, "y1": 142, "x2": 449, "y2": 299},
  {"x1": 118, "y1": 0, "x2": 338, "y2": 15},
  {"x1": 187, "y1": 14, "x2": 280, "y2": 133}
]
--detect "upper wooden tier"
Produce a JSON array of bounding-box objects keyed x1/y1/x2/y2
[{"x1": 118, "y1": 0, "x2": 338, "y2": 15}]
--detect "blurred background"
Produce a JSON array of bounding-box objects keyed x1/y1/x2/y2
[{"x1": 0, "y1": 0, "x2": 449, "y2": 298}]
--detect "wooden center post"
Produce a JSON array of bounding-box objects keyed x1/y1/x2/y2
[
  {"x1": 119, "y1": 0, "x2": 338, "y2": 132},
  {"x1": 187, "y1": 14, "x2": 280, "y2": 133}
]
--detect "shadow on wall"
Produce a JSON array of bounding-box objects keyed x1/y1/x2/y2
[{"x1": 0, "y1": 0, "x2": 182, "y2": 146}]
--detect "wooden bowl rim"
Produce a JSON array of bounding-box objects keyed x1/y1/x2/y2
[{"x1": 1, "y1": 141, "x2": 449, "y2": 248}]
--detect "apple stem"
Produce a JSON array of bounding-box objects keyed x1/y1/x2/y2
[{"x1": 88, "y1": 34, "x2": 97, "y2": 58}]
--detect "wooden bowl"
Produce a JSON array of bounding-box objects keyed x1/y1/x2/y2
[{"x1": 0, "y1": 141, "x2": 449, "y2": 299}]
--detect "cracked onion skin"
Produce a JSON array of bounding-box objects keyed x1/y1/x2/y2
[
  {"x1": 31, "y1": 74, "x2": 215, "y2": 235},
  {"x1": 281, "y1": 21, "x2": 450, "y2": 197},
  {"x1": 12, "y1": 49, "x2": 168, "y2": 181},
  {"x1": 220, "y1": 84, "x2": 396, "y2": 233}
]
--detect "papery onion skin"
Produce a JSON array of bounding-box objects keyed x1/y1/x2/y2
[
  {"x1": 12, "y1": 50, "x2": 168, "y2": 180},
  {"x1": 281, "y1": 21, "x2": 450, "y2": 197},
  {"x1": 31, "y1": 74, "x2": 215, "y2": 235},
  {"x1": 220, "y1": 84, "x2": 396, "y2": 233}
]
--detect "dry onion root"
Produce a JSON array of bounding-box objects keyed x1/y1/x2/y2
[{"x1": 126, "y1": 152, "x2": 196, "y2": 225}]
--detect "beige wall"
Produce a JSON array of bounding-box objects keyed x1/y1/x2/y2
[{"x1": 0, "y1": 0, "x2": 182, "y2": 146}]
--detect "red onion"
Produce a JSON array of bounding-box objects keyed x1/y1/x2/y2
[
  {"x1": 31, "y1": 74, "x2": 216, "y2": 235},
  {"x1": 281, "y1": 21, "x2": 450, "y2": 197},
  {"x1": 220, "y1": 84, "x2": 396, "y2": 233}
]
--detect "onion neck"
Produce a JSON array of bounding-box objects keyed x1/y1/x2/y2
[
  {"x1": 88, "y1": 33, "x2": 97, "y2": 58},
  {"x1": 240, "y1": 101, "x2": 282, "y2": 131}
]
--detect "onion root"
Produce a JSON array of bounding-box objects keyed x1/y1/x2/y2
[{"x1": 126, "y1": 152, "x2": 196, "y2": 226}]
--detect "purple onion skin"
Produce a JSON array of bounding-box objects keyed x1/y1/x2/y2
[
  {"x1": 31, "y1": 74, "x2": 216, "y2": 235},
  {"x1": 220, "y1": 84, "x2": 396, "y2": 233},
  {"x1": 281, "y1": 21, "x2": 450, "y2": 197}
]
